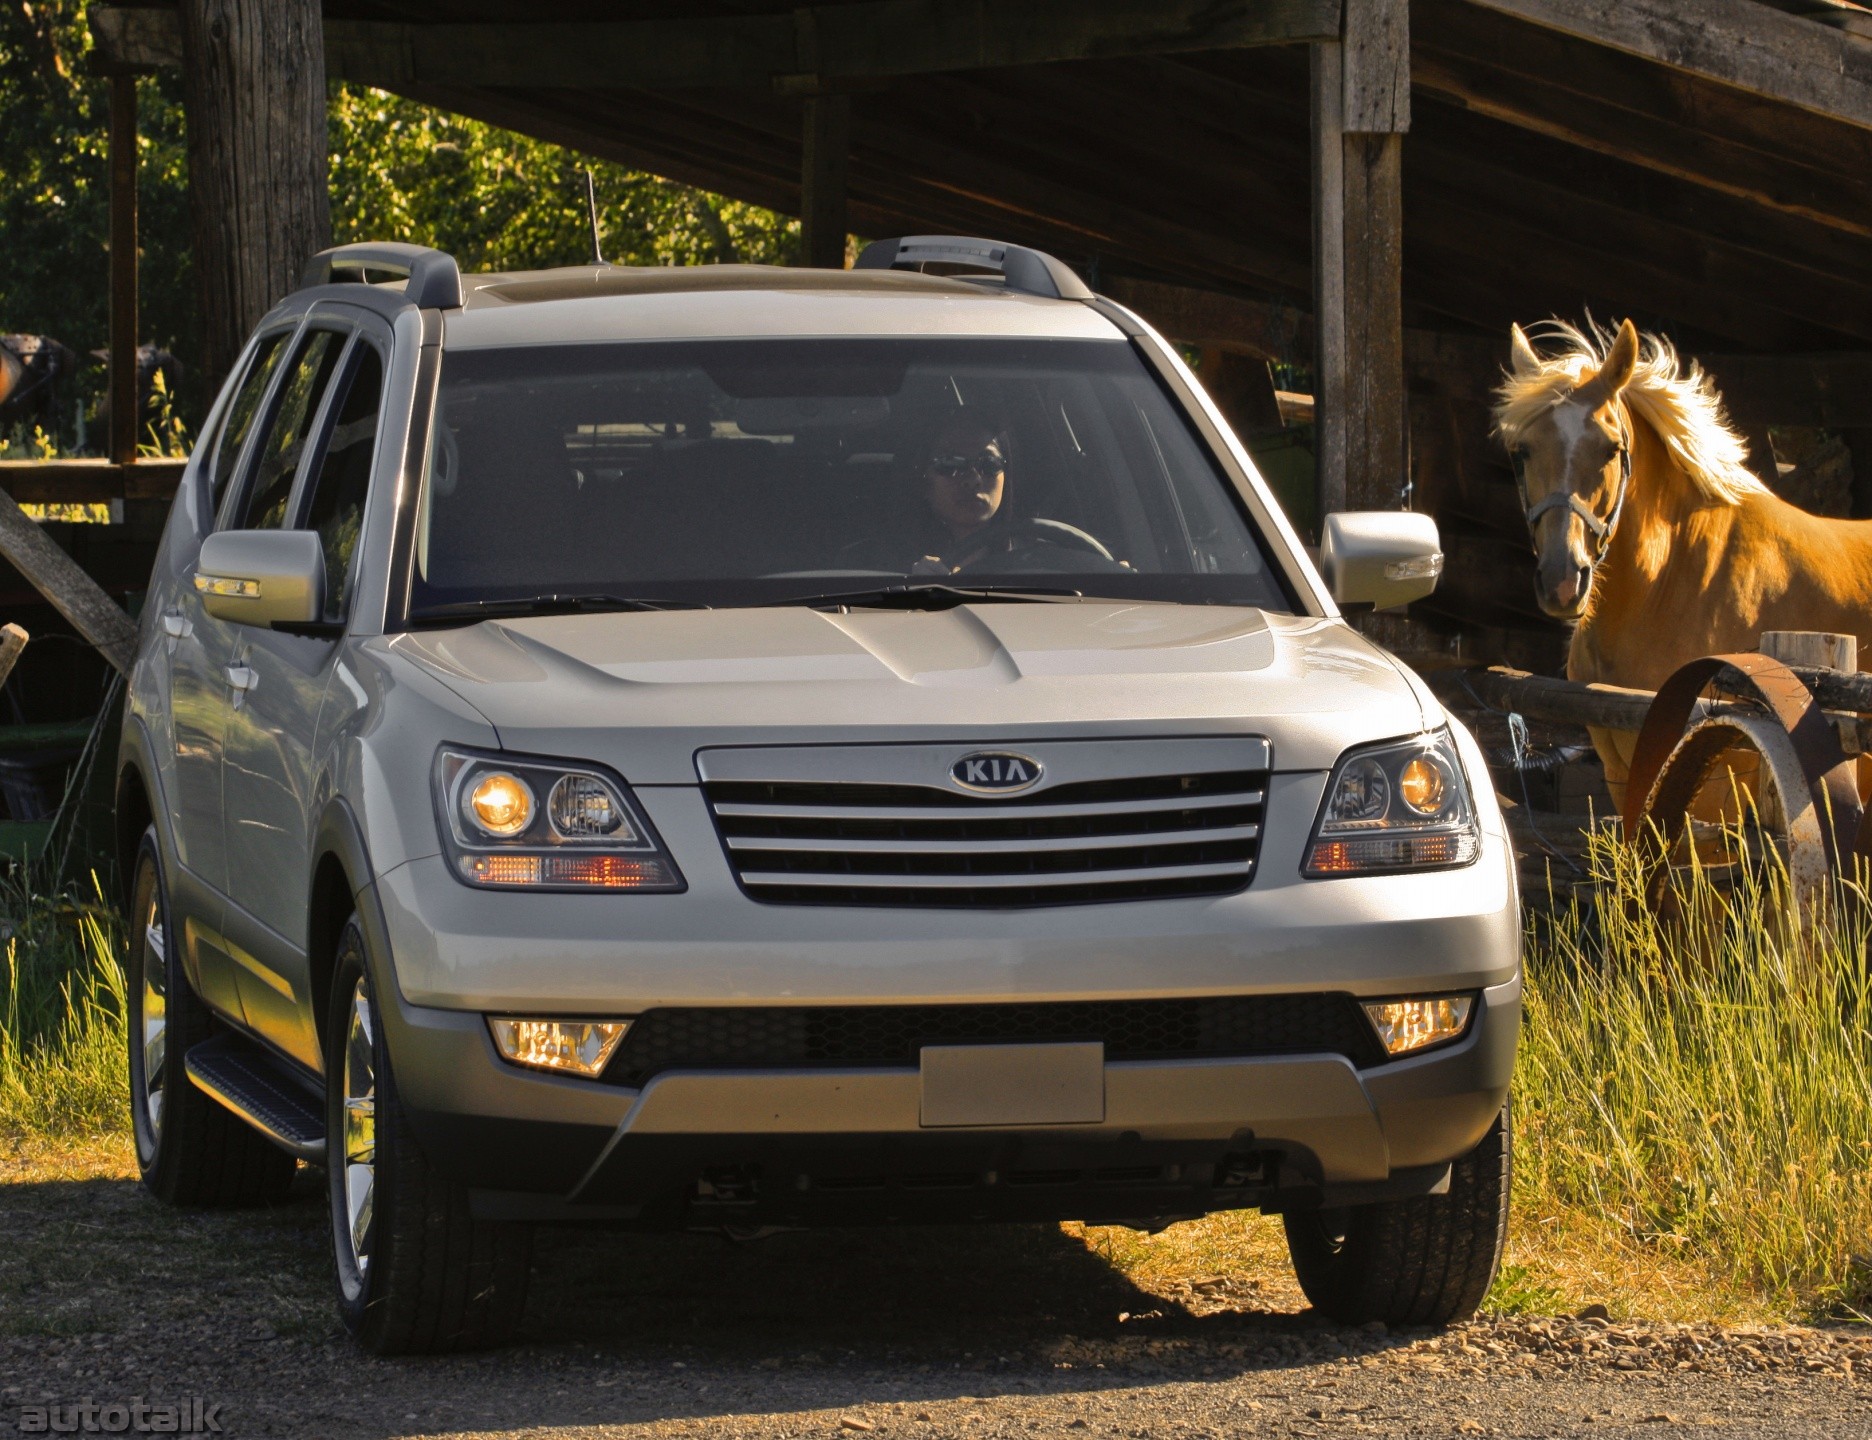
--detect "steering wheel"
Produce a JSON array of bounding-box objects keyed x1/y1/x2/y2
[{"x1": 963, "y1": 517, "x2": 1119, "y2": 574}]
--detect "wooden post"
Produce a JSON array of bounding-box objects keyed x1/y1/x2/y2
[
  {"x1": 1312, "y1": 0, "x2": 1409, "y2": 520},
  {"x1": 177, "y1": 0, "x2": 330, "y2": 390},
  {"x1": 1310, "y1": 43, "x2": 1347, "y2": 522},
  {"x1": 0, "y1": 624, "x2": 28, "y2": 693},
  {"x1": 108, "y1": 71, "x2": 138, "y2": 466},
  {"x1": 1760, "y1": 631, "x2": 1858, "y2": 673},
  {"x1": 800, "y1": 94, "x2": 850, "y2": 269}
]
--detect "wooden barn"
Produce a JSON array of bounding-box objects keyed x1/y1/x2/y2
[{"x1": 17, "y1": 0, "x2": 1872, "y2": 702}]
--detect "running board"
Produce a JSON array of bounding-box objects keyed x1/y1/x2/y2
[{"x1": 185, "y1": 1033, "x2": 326, "y2": 1163}]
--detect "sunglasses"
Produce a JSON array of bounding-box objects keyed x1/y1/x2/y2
[{"x1": 930, "y1": 448, "x2": 1005, "y2": 481}]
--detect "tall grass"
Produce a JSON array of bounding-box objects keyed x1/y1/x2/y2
[
  {"x1": 0, "y1": 874, "x2": 126, "y2": 1138},
  {"x1": 1517, "y1": 826, "x2": 1872, "y2": 1317},
  {"x1": 1, "y1": 828, "x2": 1868, "y2": 1320}
]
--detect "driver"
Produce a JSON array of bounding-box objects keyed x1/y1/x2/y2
[{"x1": 907, "y1": 414, "x2": 1015, "y2": 574}]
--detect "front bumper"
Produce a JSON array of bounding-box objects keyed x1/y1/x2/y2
[
  {"x1": 364, "y1": 770, "x2": 1520, "y2": 1228},
  {"x1": 375, "y1": 970, "x2": 1518, "y2": 1228}
]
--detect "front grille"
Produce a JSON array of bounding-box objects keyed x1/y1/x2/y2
[
  {"x1": 604, "y1": 995, "x2": 1386, "y2": 1087},
  {"x1": 704, "y1": 765, "x2": 1267, "y2": 908}
]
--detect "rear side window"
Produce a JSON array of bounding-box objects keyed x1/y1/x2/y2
[
  {"x1": 300, "y1": 345, "x2": 383, "y2": 622},
  {"x1": 232, "y1": 329, "x2": 346, "y2": 530},
  {"x1": 207, "y1": 332, "x2": 288, "y2": 511}
]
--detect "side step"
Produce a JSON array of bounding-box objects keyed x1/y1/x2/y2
[{"x1": 185, "y1": 1032, "x2": 326, "y2": 1163}]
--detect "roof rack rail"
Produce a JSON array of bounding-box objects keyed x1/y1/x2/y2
[
  {"x1": 300, "y1": 242, "x2": 464, "y2": 310},
  {"x1": 853, "y1": 235, "x2": 1092, "y2": 301}
]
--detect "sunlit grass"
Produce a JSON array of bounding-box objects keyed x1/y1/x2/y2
[
  {"x1": 1509, "y1": 825, "x2": 1872, "y2": 1320},
  {"x1": 0, "y1": 873, "x2": 126, "y2": 1138}
]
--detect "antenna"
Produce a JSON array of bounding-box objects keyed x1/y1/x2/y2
[{"x1": 584, "y1": 169, "x2": 605, "y2": 266}]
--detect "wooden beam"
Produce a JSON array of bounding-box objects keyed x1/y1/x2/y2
[
  {"x1": 92, "y1": 2, "x2": 1344, "y2": 86},
  {"x1": 1411, "y1": 39, "x2": 1872, "y2": 240},
  {"x1": 0, "y1": 493, "x2": 139, "y2": 674},
  {"x1": 1099, "y1": 276, "x2": 1310, "y2": 358},
  {"x1": 108, "y1": 72, "x2": 138, "y2": 466},
  {"x1": 800, "y1": 95, "x2": 850, "y2": 268},
  {"x1": 1701, "y1": 352, "x2": 1872, "y2": 429},
  {"x1": 1462, "y1": 0, "x2": 1872, "y2": 132},
  {"x1": 88, "y1": 5, "x2": 182, "y2": 69},
  {"x1": 0, "y1": 461, "x2": 185, "y2": 504}
]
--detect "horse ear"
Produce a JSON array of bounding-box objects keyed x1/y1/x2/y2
[
  {"x1": 1594, "y1": 319, "x2": 1641, "y2": 397},
  {"x1": 1509, "y1": 324, "x2": 1541, "y2": 376}
]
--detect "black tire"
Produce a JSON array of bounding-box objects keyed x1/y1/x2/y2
[
  {"x1": 1283, "y1": 1103, "x2": 1511, "y2": 1327},
  {"x1": 325, "y1": 914, "x2": 532, "y2": 1354},
  {"x1": 126, "y1": 826, "x2": 297, "y2": 1206}
]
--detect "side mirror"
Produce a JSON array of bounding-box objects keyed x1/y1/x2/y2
[
  {"x1": 1320, "y1": 511, "x2": 1443, "y2": 611},
  {"x1": 195, "y1": 530, "x2": 325, "y2": 628}
]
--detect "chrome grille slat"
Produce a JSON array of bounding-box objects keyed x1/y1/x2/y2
[
  {"x1": 726, "y1": 824, "x2": 1261, "y2": 855},
  {"x1": 712, "y1": 790, "x2": 1263, "y2": 823},
  {"x1": 704, "y1": 744, "x2": 1269, "y2": 909},
  {"x1": 736, "y1": 860, "x2": 1253, "y2": 889}
]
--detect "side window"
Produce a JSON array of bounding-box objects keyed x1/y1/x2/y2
[
  {"x1": 208, "y1": 332, "x2": 289, "y2": 512},
  {"x1": 230, "y1": 329, "x2": 346, "y2": 531},
  {"x1": 300, "y1": 345, "x2": 383, "y2": 623}
]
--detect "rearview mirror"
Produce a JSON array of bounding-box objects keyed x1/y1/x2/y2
[
  {"x1": 195, "y1": 530, "x2": 325, "y2": 628},
  {"x1": 1320, "y1": 511, "x2": 1443, "y2": 611}
]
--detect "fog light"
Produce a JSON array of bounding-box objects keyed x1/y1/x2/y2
[
  {"x1": 1361, "y1": 995, "x2": 1474, "y2": 1057},
  {"x1": 487, "y1": 1017, "x2": 630, "y2": 1077}
]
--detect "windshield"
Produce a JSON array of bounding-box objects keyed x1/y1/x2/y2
[{"x1": 407, "y1": 337, "x2": 1294, "y2": 619}]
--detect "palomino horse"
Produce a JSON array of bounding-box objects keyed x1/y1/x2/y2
[{"x1": 1492, "y1": 317, "x2": 1872, "y2": 812}]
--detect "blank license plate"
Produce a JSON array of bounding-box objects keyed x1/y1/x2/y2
[{"x1": 918, "y1": 1042, "x2": 1105, "y2": 1127}]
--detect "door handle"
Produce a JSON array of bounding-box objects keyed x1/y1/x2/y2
[{"x1": 161, "y1": 611, "x2": 191, "y2": 640}]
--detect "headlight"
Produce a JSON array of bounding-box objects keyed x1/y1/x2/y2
[
  {"x1": 435, "y1": 746, "x2": 685, "y2": 891},
  {"x1": 1305, "y1": 730, "x2": 1479, "y2": 876}
]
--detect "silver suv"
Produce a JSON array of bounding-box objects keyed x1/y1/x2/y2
[{"x1": 119, "y1": 237, "x2": 1519, "y2": 1354}]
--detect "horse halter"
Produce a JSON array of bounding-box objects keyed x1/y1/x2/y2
[{"x1": 1511, "y1": 414, "x2": 1633, "y2": 569}]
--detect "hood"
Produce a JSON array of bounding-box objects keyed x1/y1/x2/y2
[{"x1": 384, "y1": 603, "x2": 1433, "y2": 782}]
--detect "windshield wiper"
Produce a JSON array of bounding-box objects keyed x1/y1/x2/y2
[
  {"x1": 761, "y1": 582, "x2": 1084, "y2": 612},
  {"x1": 406, "y1": 593, "x2": 710, "y2": 624}
]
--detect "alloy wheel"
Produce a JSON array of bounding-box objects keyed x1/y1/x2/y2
[
  {"x1": 138, "y1": 891, "x2": 168, "y2": 1141},
  {"x1": 341, "y1": 979, "x2": 377, "y2": 1279}
]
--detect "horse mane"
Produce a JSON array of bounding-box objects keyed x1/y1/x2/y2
[{"x1": 1492, "y1": 319, "x2": 1765, "y2": 506}]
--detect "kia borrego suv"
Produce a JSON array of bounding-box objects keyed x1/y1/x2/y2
[{"x1": 119, "y1": 237, "x2": 1519, "y2": 1354}]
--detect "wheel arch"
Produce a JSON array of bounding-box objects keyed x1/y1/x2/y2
[
  {"x1": 308, "y1": 796, "x2": 396, "y2": 1071},
  {"x1": 114, "y1": 717, "x2": 164, "y2": 910}
]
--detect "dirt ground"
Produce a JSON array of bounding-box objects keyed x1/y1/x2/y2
[{"x1": 4, "y1": 1143, "x2": 1870, "y2": 1439}]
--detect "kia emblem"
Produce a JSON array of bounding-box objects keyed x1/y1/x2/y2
[{"x1": 950, "y1": 751, "x2": 1044, "y2": 793}]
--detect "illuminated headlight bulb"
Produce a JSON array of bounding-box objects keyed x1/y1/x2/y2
[
  {"x1": 467, "y1": 771, "x2": 533, "y2": 836},
  {"x1": 1398, "y1": 755, "x2": 1450, "y2": 817}
]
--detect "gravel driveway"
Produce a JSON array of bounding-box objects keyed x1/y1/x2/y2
[{"x1": 4, "y1": 1151, "x2": 1869, "y2": 1439}]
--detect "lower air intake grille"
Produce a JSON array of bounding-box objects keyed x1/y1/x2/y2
[{"x1": 604, "y1": 995, "x2": 1387, "y2": 1087}]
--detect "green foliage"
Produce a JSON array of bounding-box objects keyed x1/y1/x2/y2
[
  {"x1": 327, "y1": 85, "x2": 797, "y2": 272},
  {"x1": 0, "y1": 0, "x2": 193, "y2": 442},
  {"x1": 1517, "y1": 828, "x2": 1872, "y2": 1318},
  {"x1": 0, "y1": 2, "x2": 797, "y2": 446}
]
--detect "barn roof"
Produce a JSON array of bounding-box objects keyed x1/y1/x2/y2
[{"x1": 88, "y1": 0, "x2": 1872, "y2": 662}]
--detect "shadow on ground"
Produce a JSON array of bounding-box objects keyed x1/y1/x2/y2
[{"x1": 2, "y1": 1159, "x2": 1397, "y2": 1438}]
